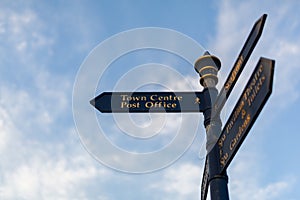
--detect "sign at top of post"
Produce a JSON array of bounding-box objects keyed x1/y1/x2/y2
[{"x1": 213, "y1": 14, "x2": 267, "y2": 117}]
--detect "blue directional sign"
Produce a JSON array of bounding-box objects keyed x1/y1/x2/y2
[
  {"x1": 213, "y1": 14, "x2": 267, "y2": 117},
  {"x1": 217, "y1": 57, "x2": 274, "y2": 173},
  {"x1": 91, "y1": 91, "x2": 208, "y2": 113}
]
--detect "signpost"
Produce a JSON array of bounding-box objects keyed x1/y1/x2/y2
[{"x1": 89, "y1": 13, "x2": 275, "y2": 200}]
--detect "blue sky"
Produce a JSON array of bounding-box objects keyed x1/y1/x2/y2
[{"x1": 0, "y1": 0, "x2": 300, "y2": 199}]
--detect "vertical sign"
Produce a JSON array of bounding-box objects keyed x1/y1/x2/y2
[
  {"x1": 217, "y1": 57, "x2": 274, "y2": 173},
  {"x1": 213, "y1": 14, "x2": 267, "y2": 117}
]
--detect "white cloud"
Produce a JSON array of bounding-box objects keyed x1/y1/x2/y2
[
  {"x1": 0, "y1": 106, "x2": 19, "y2": 153},
  {"x1": 253, "y1": 181, "x2": 289, "y2": 199},
  {"x1": 0, "y1": 5, "x2": 111, "y2": 199},
  {"x1": 228, "y1": 151, "x2": 294, "y2": 200},
  {"x1": 231, "y1": 178, "x2": 290, "y2": 200},
  {"x1": 0, "y1": 81, "x2": 109, "y2": 199},
  {"x1": 150, "y1": 163, "x2": 202, "y2": 199},
  {"x1": 0, "y1": 7, "x2": 53, "y2": 59},
  {"x1": 0, "y1": 100, "x2": 111, "y2": 199},
  {"x1": 0, "y1": 75, "x2": 69, "y2": 137},
  {"x1": 0, "y1": 147, "x2": 111, "y2": 199},
  {"x1": 0, "y1": 3, "x2": 124, "y2": 199}
]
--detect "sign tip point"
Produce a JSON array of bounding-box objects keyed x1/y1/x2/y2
[{"x1": 90, "y1": 99, "x2": 96, "y2": 106}]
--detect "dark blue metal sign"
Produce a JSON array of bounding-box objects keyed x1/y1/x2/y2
[
  {"x1": 217, "y1": 57, "x2": 274, "y2": 173},
  {"x1": 91, "y1": 91, "x2": 208, "y2": 113},
  {"x1": 213, "y1": 14, "x2": 267, "y2": 117}
]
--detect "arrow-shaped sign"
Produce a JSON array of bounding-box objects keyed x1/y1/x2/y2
[
  {"x1": 213, "y1": 14, "x2": 267, "y2": 117},
  {"x1": 216, "y1": 57, "x2": 274, "y2": 173},
  {"x1": 91, "y1": 91, "x2": 208, "y2": 113}
]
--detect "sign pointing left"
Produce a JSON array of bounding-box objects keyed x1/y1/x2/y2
[{"x1": 90, "y1": 91, "x2": 207, "y2": 113}]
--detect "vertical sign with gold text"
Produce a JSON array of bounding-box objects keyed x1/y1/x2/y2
[
  {"x1": 217, "y1": 57, "x2": 274, "y2": 173},
  {"x1": 213, "y1": 14, "x2": 267, "y2": 117}
]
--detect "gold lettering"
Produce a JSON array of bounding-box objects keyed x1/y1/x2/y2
[
  {"x1": 120, "y1": 95, "x2": 127, "y2": 101},
  {"x1": 150, "y1": 95, "x2": 157, "y2": 101},
  {"x1": 220, "y1": 153, "x2": 229, "y2": 167},
  {"x1": 176, "y1": 96, "x2": 183, "y2": 101},
  {"x1": 247, "y1": 75, "x2": 266, "y2": 107},
  {"x1": 120, "y1": 94, "x2": 146, "y2": 101},
  {"x1": 241, "y1": 109, "x2": 246, "y2": 119},
  {"x1": 229, "y1": 113, "x2": 251, "y2": 150},
  {"x1": 230, "y1": 138, "x2": 237, "y2": 151},
  {"x1": 218, "y1": 134, "x2": 226, "y2": 148},
  {"x1": 145, "y1": 101, "x2": 177, "y2": 109},
  {"x1": 242, "y1": 65, "x2": 266, "y2": 107},
  {"x1": 121, "y1": 102, "x2": 127, "y2": 108},
  {"x1": 150, "y1": 95, "x2": 183, "y2": 101},
  {"x1": 226, "y1": 120, "x2": 234, "y2": 134},
  {"x1": 224, "y1": 56, "x2": 244, "y2": 91},
  {"x1": 145, "y1": 102, "x2": 153, "y2": 108},
  {"x1": 120, "y1": 102, "x2": 140, "y2": 109},
  {"x1": 226, "y1": 100, "x2": 245, "y2": 134}
]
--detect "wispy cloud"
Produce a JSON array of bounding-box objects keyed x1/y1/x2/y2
[
  {"x1": 0, "y1": 142, "x2": 111, "y2": 199},
  {"x1": 0, "y1": 81, "x2": 112, "y2": 198},
  {"x1": 150, "y1": 163, "x2": 202, "y2": 199},
  {"x1": 0, "y1": 3, "x2": 112, "y2": 199},
  {"x1": 229, "y1": 150, "x2": 294, "y2": 200}
]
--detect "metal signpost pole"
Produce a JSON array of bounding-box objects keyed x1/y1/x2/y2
[{"x1": 195, "y1": 52, "x2": 229, "y2": 200}]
